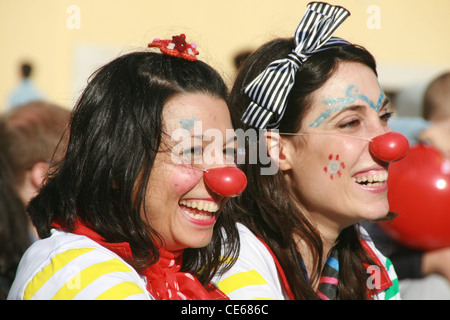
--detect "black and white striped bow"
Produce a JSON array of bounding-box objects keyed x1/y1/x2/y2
[{"x1": 241, "y1": 2, "x2": 351, "y2": 129}]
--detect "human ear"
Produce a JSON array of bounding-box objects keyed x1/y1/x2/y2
[
  {"x1": 30, "y1": 161, "x2": 50, "y2": 190},
  {"x1": 263, "y1": 131, "x2": 294, "y2": 172}
]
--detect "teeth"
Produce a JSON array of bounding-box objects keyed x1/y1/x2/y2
[
  {"x1": 183, "y1": 210, "x2": 212, "y2": 220},
  {"x1": 179, "y1": 200, "x2": 219, "y2": 213},
  {"x1": 352, "y1": 172, "x2": 388, "y2": 185}
]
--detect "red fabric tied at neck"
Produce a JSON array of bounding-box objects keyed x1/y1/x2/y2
[{"x1": 144, "y1": 247, "x2": 226, "y2": 300}]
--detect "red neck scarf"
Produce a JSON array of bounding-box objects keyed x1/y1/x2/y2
[{"x1": 51, "y1": 220, "x2": 228, "y2": 300}]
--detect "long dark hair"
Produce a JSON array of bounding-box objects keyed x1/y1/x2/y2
[
  {"x1": 228, "y1": 38, "x2": 381, "y2": 299},
  {"x1": 27, "y1": 51, "x2": 239, "y2": 285}
]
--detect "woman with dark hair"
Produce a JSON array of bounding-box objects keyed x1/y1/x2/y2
[
  {"x1": 8, "y1": 35, "x2": 246, "y2": 300},
  {"x1": 214, "y1": 2, "x2": 407, "y2": 300}
]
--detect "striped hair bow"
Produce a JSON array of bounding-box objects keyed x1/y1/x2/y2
[{"x1": 241, "y1": 2, "x2": 351, "y2": 129}]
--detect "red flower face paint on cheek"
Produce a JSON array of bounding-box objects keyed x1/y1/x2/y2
[
  {"x1": 171, "y1": 166, "x2": 203, "y2": 195},
  {"x1": 323, "y1": 154, "x2": 345, "y2": 180}
]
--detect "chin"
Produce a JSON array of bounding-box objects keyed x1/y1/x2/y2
[
  {"x1": 184, "y1": 234, "x2": 214, "y2": 249},
  {"x1": 361, "y1": 206, "x2": 390, "y2": 222}
]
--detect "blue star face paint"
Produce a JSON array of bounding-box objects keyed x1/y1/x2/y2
[
  {"x1": 309, "y1": 83, "x2": 385, "y2": 128},
  {"x1": 179, "y1": 116, "x2": 197, "y2": 130}
]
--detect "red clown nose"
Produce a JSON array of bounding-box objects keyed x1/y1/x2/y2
[
  {"x1": 203, "y1": 167, "x2": 247, "y2": 197},
  {"x1": 369, "y1": 131, "x2": 410, "y2": 162}
]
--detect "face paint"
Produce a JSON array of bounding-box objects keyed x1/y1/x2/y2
[
  {"x1": 309, "y1": 84, "x2": 385, "y2": 127},
  {"x1": 323, "y1": 154, "x2": 345, "y2": 180},
  {"x1": 179, "y1": 116, "x2": 197, "y2": 130},
  {"x1": 171, "y1": 165, "x2": 204, "y2": 195}
]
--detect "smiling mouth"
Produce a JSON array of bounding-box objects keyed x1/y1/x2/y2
[
  {"x1": 179, "y1": 199, "x2": 219, "y2": 221},
  {"x1": 352, "y1": 172, "x2": 388, "y2": 187}
]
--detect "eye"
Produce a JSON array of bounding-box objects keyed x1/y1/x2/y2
[
  {"x1": 338, "y1": 118, "x2": 360, "y2": 129},
  {"x1": 379, "y1": 111, "x2": 393, "y2": 123},
  {"x1": 223, "y1": 147, "x2": 238, "y2": 164},
  {"x1": 183, "y1": 146, "x2": 203, "y2": 158}
]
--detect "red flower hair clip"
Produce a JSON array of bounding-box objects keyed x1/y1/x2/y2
[{"x1": 148, "y1": 34, "x2": 199, "y2": 61}]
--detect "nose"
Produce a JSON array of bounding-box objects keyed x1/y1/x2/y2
[
  {"x1": 203, "y1": 167, "x2": 247, "y2": 197},
  {"x1": 369, "y1": 131, "x2": 410, "y2": 162}
]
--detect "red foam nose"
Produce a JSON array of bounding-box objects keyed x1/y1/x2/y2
[
  {"x1": 203, "y1": 167, "x2": 247, "y2": 197},
  {"x1": 369, "y1": 131, "x2": 410, "y2": 162}
]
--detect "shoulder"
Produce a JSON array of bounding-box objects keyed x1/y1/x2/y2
[
  {"x1": 8, "y1": 230, "x2": 152, "y2": 300},
  {"x1": 214, "y1": 223, "x2": 289, "y2": 300},
  {"x1": 234, "y1": 223, "x2": 276, "y2": 265}
]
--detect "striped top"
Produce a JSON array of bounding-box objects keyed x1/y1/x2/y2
[
  {"x1": 214, "y1": 223, "x2": 400, "y2": 300},
  {"x1": 316, "y1": 249, "x2": 339, "y2": 300},
  {"x1": 7, "y1": 229, "x2": 153, "y2": 300}
]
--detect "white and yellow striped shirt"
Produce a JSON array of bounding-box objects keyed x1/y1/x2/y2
[
  {"x1": 214, "y1": 223, "x2": 400, "y2": 300},
  {"x1": 7, "y1": 229, "x2": 153, "y2": 300},
  {"x1": 215, "y1": 223, "x2": 290, "y2": 300}
]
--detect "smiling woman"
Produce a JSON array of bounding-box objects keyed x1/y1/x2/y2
[
  {"x1": 214, "y1": 2, "x2": 405, "y2": 300},
  {"x1": 7, "y1": 35, "x2": 246, "y2": 300},
  {"x1": 145, "y1": 93, "x2": 237, "y2": 251},
  {"x1": 282, "y1": 61, "x2": 396, "y2": 229}
]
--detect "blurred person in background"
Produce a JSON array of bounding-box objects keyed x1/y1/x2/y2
[
  {"x1": 7, "y1": 62, "x2": 45, "y2": 110},
  {"x1": 418, "y1": 72, "x2": 450, "y2": 156},
  {"x1": 0, "y1": 101, "x2": 70, "y2": 241},
  {"x1": 390, "y1": 72, "x2": 450, "y2": 156}
]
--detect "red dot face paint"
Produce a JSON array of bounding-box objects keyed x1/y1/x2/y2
[{"x1": 324, "y1": 154, "x2": 345, "y2": 180}]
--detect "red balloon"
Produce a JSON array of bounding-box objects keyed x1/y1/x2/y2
[
  {"x1": 203, "y1": 167, "x2": 247, "y2": 197},
  {"x1": 369, "y1": 131, "x2": 410, "y2": 162},
  {"x1": 381, "y1": 144, "x2": 450, "y2": 250}
]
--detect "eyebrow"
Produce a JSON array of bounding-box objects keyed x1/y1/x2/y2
[
  {"x1": 331, "y1": 98, "x2": 390, "y2": 119},
  {"x1": 381, "y1": 97, "x2": 391, "y2": 109},
  {"x1": 328, "y1": 104, "x2": 364, "y2": 122},
  {"x1": 331, "y1": 97, "x2": 391, "y2": 120},
  {"x1": 309, "y1": 95, "x2": 390, "y2": 128},
  {"x1": 192, "y1": 134, "x2": 237, "y2": 146}
]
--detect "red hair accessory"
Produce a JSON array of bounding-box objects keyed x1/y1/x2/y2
[{"x1": 148, "y1": 34, "x2": 199, "y2": 61}]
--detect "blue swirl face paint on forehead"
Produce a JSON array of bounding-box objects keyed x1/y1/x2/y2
[
  {"x1": 179, "y1": 116, "x2": 197, "y2": 130},
  {"x1": 309, "y1": 83, "x2": 385, "y2": 127}
]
